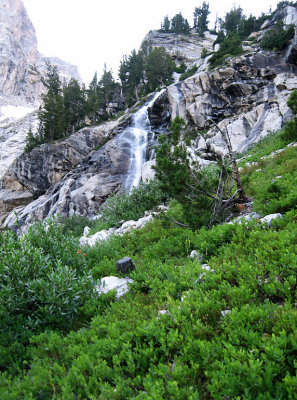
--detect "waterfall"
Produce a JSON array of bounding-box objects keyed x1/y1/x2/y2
[{"x1": 120, "y1": 89, "x2": 165, "y2": 192}]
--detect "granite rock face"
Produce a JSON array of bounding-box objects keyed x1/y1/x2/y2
[
  {"x1": 143, "y1": 30, "x2": 217, "y2": 69},
  {"x1": 0, "y1": 0, "x2": 81, "y2": 184},
  {"x1": 0, "y1": 114, "x2": 132, "y2": 224},
  {"x1": 167, "y1": 53, "x2": 297, "y2": 156},
  {"x1": 1, "y1": 116, "x2": 131, "y2": 196},
  {"x1": 0, "y1": 0, "x2": 80, "y2": 102}
]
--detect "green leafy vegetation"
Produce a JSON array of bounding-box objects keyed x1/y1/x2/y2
[
  {"x1": 209, "y1": 6, "x2": 271, "y2": 68},
  {"x1": 242, "y1": 141, "x2": 297, "y2": 216},
  {"x1": 60, "y1": 179, "x2": 169, "y2": 237},
  {"x1": 160, "y1": 12, "x2": 190, "y2": 34},
  {"x1": 193, "y1": 2, "x2": 210, "y2": 36},
  {"x1": 26, "y1": 63, "x2": 120, "y2": 151},
  {"x1": 261, "y1": 21, "x2": 295, "y2": 51},
  {"x1": 1, "y1": 139, "x2": 297, "y2": 396},
  {"x1": 119, "y1": 45, "x2": 176, "y2": 106},
  {"x1": 209, "y1": 32, "x2": 243, "y2": 68},
  {"x1": 281, "y1": 89, "x2": 297, "y2": 142},
  {"x1": 179, "y1": 65, "x2": 198, "y2": 81},
  {"x1": 5, "y1": 3, "x2": 297, "y2": 397},
  {"x1": 154, "y1": 117, "x2": 246, "y2": 228},
  {"x1": 2, "y1": 121, "x2": 297, "y2": 397}
]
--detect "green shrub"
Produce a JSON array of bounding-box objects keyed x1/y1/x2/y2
[
  {"x1": 201, "y1": 47, "x2": 209, "y2": 59},
  {"x1": 90, "y1": 179, "x2": 168, "y2": 234},
  {"x1": 179, "y1": 66, "x2": 198, "y2": 81},
  {"x1": 0, "y1": 219, "x2": 96, "y2": 344},
  {"x1": 155, "y1": 117, "x2": 234, "y2": 228},
  {"x1": 175, "y1": 62, "x2": 187, "y2": 73},
  {"x1": 2, "y1": 104, "x2": 297, "y2": 397},
  {"x1": 59, "y1": 214, "x2": 96, "y2": 237},
  {"x1": 261, "y1": 21, "x2": 295, "y2": 51},
  {"x1": 2, "y1": 211, "x2": 297, "y2": 398},
  {"x1": 209, "y1": 32, "x2": 243, "y2": 68},
  {"x1": 281, "y1": 89, "x2": 297, "y2": 142}
]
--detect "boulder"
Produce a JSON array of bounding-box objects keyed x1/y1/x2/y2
[
  {"x1": 79, "y1": 213, "x2": 155, "y2": 248},
  {"x1": 228, "y1": 212, "x2": 261, "y2": 225},
  {"x1": 189, "y1": 250, "x2": 203, "y2": 263},
  {"x1": 95, "y1": 276, "x2": 134, "y2": 298},
  {"x1": 116, "y1": 257, "x2": 135, "y2": 274},
  {"x1": 141, "y1": 160, "x2": 156, "y2": 182},
  {"x1": 260, "y1": 213, "x2": 283, "y2": 227},
  {"x1": 0, "y1": 188, "x2": 33, "y2": 217}
]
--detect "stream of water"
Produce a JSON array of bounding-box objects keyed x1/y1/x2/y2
[{"x1": 120, "y1": 89, "x2": 165, "y2": 192}]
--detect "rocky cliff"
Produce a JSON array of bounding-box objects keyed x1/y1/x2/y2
[
  {"x1": 0, "y1": 0, "x2": 80, "y2": 102},
  {"x1": 1, "y1": 3, "x2": 297, "y2": 232},
  {"x1": 0, "y1": 0, "x2": 80, "y2": 185}
]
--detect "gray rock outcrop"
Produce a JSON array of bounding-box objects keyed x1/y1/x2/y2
[
  {"x1": 0, "y1": 0, "x2": 81, "y2": 185},
  {"x1": 143, "y1": 30, "x2": 217, "y2": 68},
  {"x1": 167, "y1": 52, "x2": 297, "y2": 155},
  {"x1": 0, "y1": 0, "x2": 80, "y2": 101}
]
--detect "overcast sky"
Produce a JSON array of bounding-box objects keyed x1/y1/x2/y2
[{"x1": 23, "y1": 0, "x2": 279, "y2": 85}]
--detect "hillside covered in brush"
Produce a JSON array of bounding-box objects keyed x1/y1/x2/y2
[{"x1": 1, "y1": 1, "x2": 297, "y2": 399}]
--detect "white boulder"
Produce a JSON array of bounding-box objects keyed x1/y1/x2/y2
[
  {"x1": 95, "y1": 276, "x2": 134, "y2": 298},
  {"x1": 260, "y1": 213, "x2": 283, "y2": 227}
]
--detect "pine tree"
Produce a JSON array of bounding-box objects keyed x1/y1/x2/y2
[
  {"x1": 171, "y1": 13, "x2": 190, "y2": 34},
  {"x1": 86, "y1": 72, "x2": 101, "y2": 124},
  {"x1": 222, "y1": 7, "x2": 244, "y2": 35},
  {"x1": 63, "y1": 78, "x2": 86, "y2": 133},
  {"x1": 38, "y1": 63, "x2": 65, "y2": 142},
  {"x1": 193, "y1": 2, "x2": 210, "y2": 36},
  {"x1": 160, "y1": 15, "x2": 171, "y2": 32},
  {"x1": 98, "y1": 64, "x2": 117, "y2": 117},
  {"x1": 119, "y1": 50, "x2": 145, "y2": 106},
  {"x1": 145, "y1": 47, "x2": 175, "y2": 91}
]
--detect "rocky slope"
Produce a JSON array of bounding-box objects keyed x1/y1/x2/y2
[
  {"x1": 0, "y1": 0, "x2": 80, "y2": 182},
  {"x1": 143, "y1": 30, "x2": 217, "y2": 68},
  {"x1": 1, "y1": 3, "x2": 297, "y2": 232}
]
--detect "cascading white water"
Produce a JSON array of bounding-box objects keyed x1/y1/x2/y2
[{"x1": 120, "y1": 89, "x2": 165, "y2": 192}]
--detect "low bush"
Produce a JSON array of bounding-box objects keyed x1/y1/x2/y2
[
  {"x1": 179, "y1": 66, "x2": 198, "y2": 81},
  {"x1": 1, "y1": 99, "x2": 297, "y2": 398},
  {"x1": 209, "y1": 32, "x2": 243, "y2": 68},
  {"x1": 282, "y1": 89, "x2": 297, "y2": 142},
  {"x1": 0, "y1": 219, "x2": 97, "y2": 353},
  {"x1": 90, "y1": 179, "x2": 168, "y2": 234},
  {"x1": 261, "y1": 21, "x2": 295, "y2": 51},
  {"x1": 1, "y1": 210, "x2": 297, "y2": 398}
]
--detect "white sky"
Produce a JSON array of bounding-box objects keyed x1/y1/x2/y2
[{"x1": 23, "y1": 0, "x2": 279, "y2": 85}]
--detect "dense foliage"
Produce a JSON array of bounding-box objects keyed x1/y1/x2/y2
[
  {"x1": 261, "y1": 20, "x2": 295, "y2": 51},
  {"x1": 1, "y1": 130, "x2": 297, "y2": 397},
  {"x1": 60, "y1": 179, "x2": 169, "y2": 237},
  {"x1": 154, "y1": 117, "x2": 235, "y2": 228},
  {"x1": 119, "y1": 46, "x2": 175, "y2": 106},
  {"x1": 5, "y1": 3, "x2": 297, "y2": 398},
  {"x1": 281, "y1": 89, "x2": 297, "y2": 142},
  {"x1": 209, "y1": 32, "x2": 243, "y2": 68},
  {"x1": 160, "y1": 12, "x2": 190, "y2": 34},
  {"x1": 26, "y1": 63, "x2": 119, "y2": 150},
  {"x1": 193, "y1": 2, "x2": 210, "y2": 36}
]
